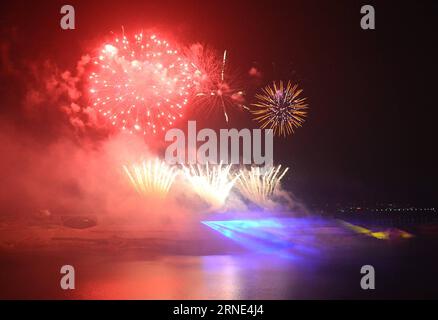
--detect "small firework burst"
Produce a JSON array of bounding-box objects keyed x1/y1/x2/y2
[
  {"x1": 88, "y1": 31, "x2": 201, "y2": 136},
  {"x1": 251, "y1": 81, "x2": 308, "y2": 137},
  {"x1": 182, "y1": 162, "x2": 238, "y2": 210},
  {"x1": 236, "y1": 165, "x2": 289, "y2": 208},
  {"x1": 123, "y1": 159, "x2": 178, "y2": 198},
  {"x1": 189, "y1": 46, "x2": 247, "y2": 123}
]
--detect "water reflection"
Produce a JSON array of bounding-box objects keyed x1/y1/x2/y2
[
  {"x1": 76, "y1": 253, "x2": 304, "y2": 299},
  {"x1": 2, "y1": 217, "x2": 433, "y2": 299},
  {"x1": 74, "y1": 218, "x2": 356, "y2": 299}
]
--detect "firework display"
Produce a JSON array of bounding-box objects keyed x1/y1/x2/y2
[
  {"x1": 251, "y1": 81, "x2": 308, "y2": 137},
  {"x1": 182, "y1": 162, "x2": 238, "y2": 210},
  {"x1": 236, "y1": 165, "x2": 289, "y2": 208},
  {"x1": 3, "y1": 0, "x2": 436, "y2": 301},
  {"x1": 86, "y1": 30, "x2": 308, "y2": 212},
  {"x1": 192, "y1": 49, "x2": 247, "y2": 123},
  {"x1": 89, "y1": 32, "x2": 201, "y2": 135},
  {"x1": 123, "y1": 159, "x2": 178, "y2": 197}
]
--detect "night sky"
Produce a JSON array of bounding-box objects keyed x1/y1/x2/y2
[{"x1": 0, "y1": 0, "x2": 436, "y2": 206}]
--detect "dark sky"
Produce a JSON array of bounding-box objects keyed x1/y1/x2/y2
[{"x1": 0, "y1": 0, "x2": 436, "y2": 205}]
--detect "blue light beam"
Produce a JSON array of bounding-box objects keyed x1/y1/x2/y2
[{"x1": 202, "y1": 218, "x2": 330, "y2": 259}]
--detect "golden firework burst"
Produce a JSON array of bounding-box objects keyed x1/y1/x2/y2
[
  {"x1": 251, "y1": 81, "x2": 308, "y2": 137},
  {"x1": 182, "y1": 162, "x2": 238, "y2": 210},
  {"x1": 236, "y1": 165, "x2": 289, "y2": 208},
  {"x1": 123, "y1": 159, "x2": 178, "y2": 198}
]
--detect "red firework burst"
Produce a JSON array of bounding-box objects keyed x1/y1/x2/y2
[
  {"x1": 88, "y1": 32, "x2": 201, "y2": 135},
  {"x1": 186, "y1": 45, "x2": 247, "y2": 123}
]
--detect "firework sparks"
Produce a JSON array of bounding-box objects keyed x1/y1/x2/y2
[
  {"x1": 123, "y1": 159, "x2": 178, "y2": 197},
  {"x1": 183, "y1": 162, "x2": 238, "y2": 210},
  {"x1": 189, "y1": 46, "x2": 247, "y2": 123},
  {"x1": 236, "y1": 165, "x2": 289, "y2": 208},
  {"x1": 88, "y1": 31, "x2": 201, "y2": 135},
  {"x1": 251, "y1": 81, "x2": 308, "y2": 137}
]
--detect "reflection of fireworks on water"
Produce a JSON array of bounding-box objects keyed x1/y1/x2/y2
[
  {"x1": 236, "y1": 165, "x2": 289, "y2": 208},
  {"x1": 88, "y1": 31, "x2": 200, "y2": 135},
  {"x1": 251, "y1": 81, "x2": 308, "y2": 137},
  {"x1": 189, "y1": 45, "x2": 247, "y2": 123},
  {"x1": 123, "y1": 159, "x2": 178, "y2": 197},
  {"x1": 183, "y1": 162, "x2": 238, "y2": 210}
]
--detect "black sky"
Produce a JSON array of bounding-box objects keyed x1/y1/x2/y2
[{"x1": 0, "y1": 0, "x2": 436, "y2": 205}]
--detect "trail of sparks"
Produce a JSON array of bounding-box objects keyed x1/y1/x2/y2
[
  {"x1": 236, "y1": 165, "x2": 289, "y2": 208},
  {"x1": 182, "y1": 162, "x2": 238, "y2": 211},
  {"x1": 123, "y1": 159, "x2": 178, "y2": 198},
  {"x1": 221, "y1": 50, "x2": 227, "y2": 82},
  {"x1": 251, "y1": 81, "x2": 308, "y2": 137},
  {"x1": 192, "y1": 49, "x2": 247, "y2": 123}
]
